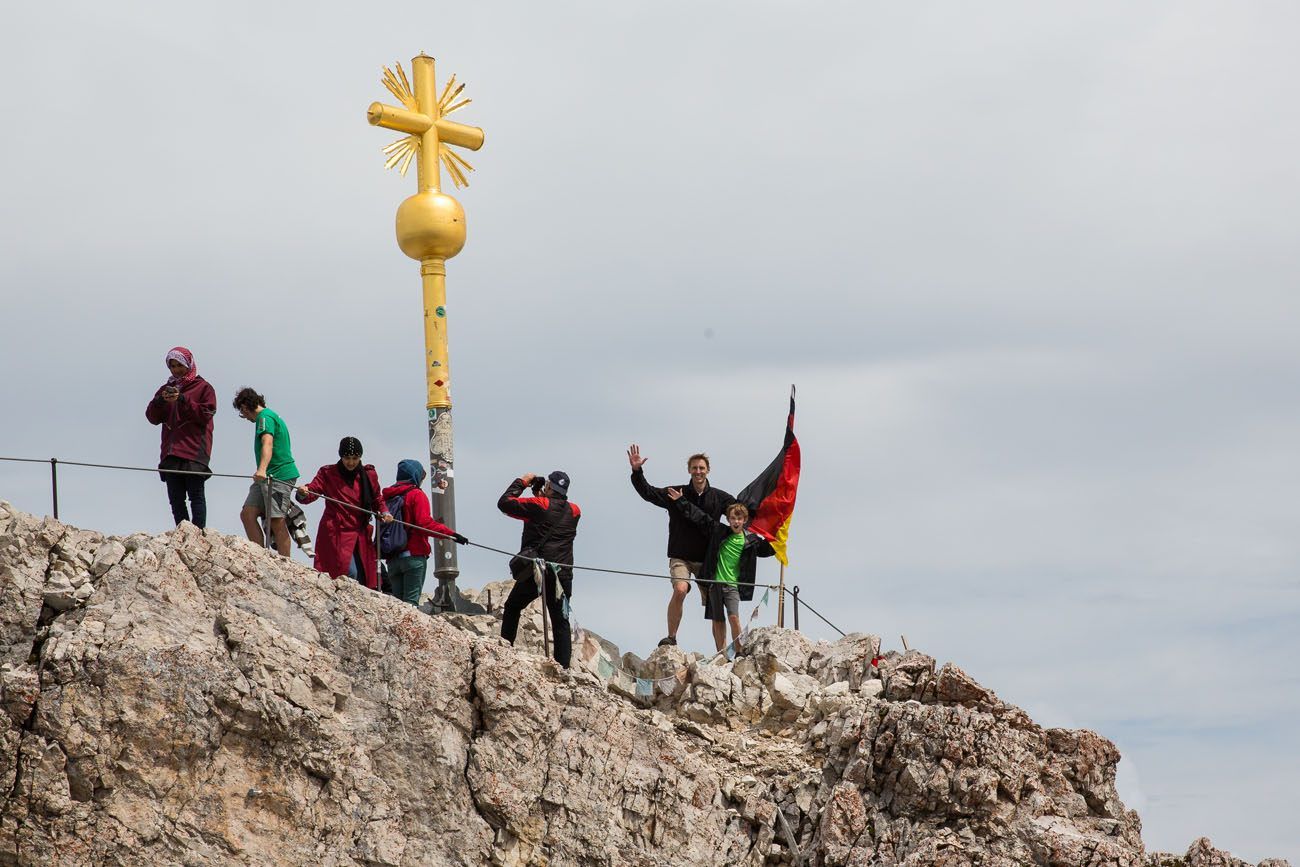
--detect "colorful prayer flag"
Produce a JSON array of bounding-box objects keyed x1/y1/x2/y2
[
  {"x1": 761, "y1": 588, "x2": 770, "y2": 605},
  {"x1": 737, "y1": 386, "x2": 800, "y2": 566},
  {"x1": 597, "y1": 656, "x2": 615, "y2": 679},
  {"x1": 636, "y1": 678, "x2": 653, "y2": 697}
]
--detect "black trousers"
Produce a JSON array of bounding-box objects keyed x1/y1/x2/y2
[
  {"x1": 501, "y1": 568, "x2": 572, "y2": 668},
  {"x1": 165, "y1": 473, "x2": 207, "y2": 528}
]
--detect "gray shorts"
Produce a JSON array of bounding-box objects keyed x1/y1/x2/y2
[
  {"x1": 706, "y1": 581, "x2": 740, "y2": 622},
  {"x1": 243, "y1": 478, "x2": 298, "y2": 519}
]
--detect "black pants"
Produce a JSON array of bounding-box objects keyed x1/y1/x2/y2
[
  {"x1": 501, "y1": 568, "x2": 572, "y2": 668},
  {"x1": 165, "y1": 473, "x2": 207, "y2": 528}
]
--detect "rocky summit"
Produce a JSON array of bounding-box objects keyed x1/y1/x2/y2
[{"x1": 0, "y1": 502, "x2": 1287, "y2": 867}]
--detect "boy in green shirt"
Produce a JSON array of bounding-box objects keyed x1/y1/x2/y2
[
  {"x1": 233, "y1": 387, "x2": 300, "y2": 555},
  {"x1": 667, "y1": 495, "x2": 775, "y2": 654}
]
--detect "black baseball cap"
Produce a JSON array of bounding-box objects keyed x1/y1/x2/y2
[{"x1": 547, "y1": 470, "x2": 570, "y2": 495}]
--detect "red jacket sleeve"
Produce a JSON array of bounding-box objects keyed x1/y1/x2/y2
[
  {"x1": 497, "y1": 478, "x2": 550, "y2": 522},
  {"x1": 295, "y1": 468, "x2": 328, "y2": 504},
  {"x1": 145, "y1": 386, "x2": 168, "y2": 425},
  {"x1": 176, "y1": 380, "x2": 217, "y2": 425},
  {"x1": 405, "y1": 488, "x2": 454, "y2": 538}
]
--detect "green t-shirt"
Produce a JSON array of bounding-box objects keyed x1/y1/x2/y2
[
  {"x1": 715, "y1": 532, "x2": 746, "y2": 586},
  {"x1": 254, "y1": 408, "x2": 299, "y2": 481}
]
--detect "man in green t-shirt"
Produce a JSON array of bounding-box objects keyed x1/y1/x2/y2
[{"x1": 233, "y1": 387, "x2": 300, "y2": 555}]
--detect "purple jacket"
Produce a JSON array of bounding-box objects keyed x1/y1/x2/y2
[{"x1": 145, "y1": 376, "x2": 216, "y2": 467}]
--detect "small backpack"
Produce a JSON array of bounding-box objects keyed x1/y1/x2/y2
[{"x1": 378, "y1": 490, "x2": 409, "y2": 557}]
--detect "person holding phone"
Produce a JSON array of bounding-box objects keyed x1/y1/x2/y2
[{"x1": 145, "y1": 347, "x2": 217, "y2": 527}]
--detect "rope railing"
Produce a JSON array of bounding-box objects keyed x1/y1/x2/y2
[{"x1": 0, "y1": 454, "x2": 797, "y2": 596}]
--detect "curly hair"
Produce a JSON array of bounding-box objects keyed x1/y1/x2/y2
[{"x1": 231, "y1": 387, "x2": 265, "y2": 412}]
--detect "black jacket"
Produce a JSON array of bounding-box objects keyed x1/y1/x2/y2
[
  {"x1": 673, "y1": 498, "x2": 774, "y2": 602},
  {"x1": 498, "y1": 478, "x2": 581, "y2": 588},
  {"x1": 630, "y1": 468, "x2": 734, "y2": 562}
]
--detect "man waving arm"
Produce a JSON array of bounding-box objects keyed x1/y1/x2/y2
[{"x1": 628, "y1": 444, "x2": 673, "y2": 508}]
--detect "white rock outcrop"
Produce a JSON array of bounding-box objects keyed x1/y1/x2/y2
[{"x1": 0, "y1": 503, "x2": 1287, "y2": 866}]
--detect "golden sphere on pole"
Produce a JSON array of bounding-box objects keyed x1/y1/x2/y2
[{"x1": 395, "y1": 191, "x2": 467, "y2": 261}]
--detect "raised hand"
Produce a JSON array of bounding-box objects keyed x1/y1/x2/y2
[
  {"x1": 666, "y1": 487, "x2": 682, "y2": 501},
  {"x1": 627, "y1": 444, "x2": 648, "y2": 471}
]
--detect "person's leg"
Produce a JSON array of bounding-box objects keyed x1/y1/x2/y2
[
  {"x1": 241, "y1": 483, "x2": 266, "y2": 543},
  {"x1": 347, "y1": 545, "x2": 365, "y2": 582},
  {"x1": 663, "y1": 560, "x2": 691, "y2": 645},
  {"x1": 188, "y1": 477, "x2": 207, "y2": 528},
  {"x1": 401, "y1": 557, "x2": 427, "y2": 605},
  {"x1": 708, "y1": 583, "x2": 727, "y2": 651},
  {"x1": 387, "y1": 556, "x2": 425, "y2": 605},
  {"x1": 501, "y1": 578, "x2": 539, "y2": 645},
  {"x1": 165, "y1": 474, "x2": 189, "y2": 525},
  {"x1": 544, "y1": 573, "x2": 571, "y2": 668},
  {"x1": 266, "y1": 479, "x2": 295, "y2": 555},
  {"x1": 240, "y1": 506, "x2": 264, "y2": 543},
  {"x1": 269, "y1": 518, "x2": 291, "y2": 556},
  {"x1": 728, "y1": 614, "x2": 743, "y2": 653}
]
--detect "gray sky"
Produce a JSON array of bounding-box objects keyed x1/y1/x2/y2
[{"x1": 2, "y1": 2, "x2": 1297, "y2": 860}]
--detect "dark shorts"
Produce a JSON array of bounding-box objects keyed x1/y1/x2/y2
[{"x1": 704, "y1": 581, "x2": 740, "y2": 622}]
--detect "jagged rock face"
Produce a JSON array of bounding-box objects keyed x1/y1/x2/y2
[{"x1": 0, "y1": 504, "x2": 1288, "y2": 867}]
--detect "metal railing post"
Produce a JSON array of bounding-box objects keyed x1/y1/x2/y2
[
  {"x1": 50, "y1": 458, "x2": 59, "y2": 520},
  {"x1": 792, "y1": 585, "x2": 800, "y2": 632}
]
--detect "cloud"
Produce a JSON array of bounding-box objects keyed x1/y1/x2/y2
[{"x1": 1, "y1": 2, "x2": 1297, "y2": 861}]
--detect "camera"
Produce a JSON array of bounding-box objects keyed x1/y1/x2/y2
[{"x1": 529, "y1": 475, "x2": 547, "y2": 496}]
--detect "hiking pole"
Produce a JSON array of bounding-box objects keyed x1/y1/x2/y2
[
  {"x1": 375, "y1": 511, "x2": 382, "y2": 595},
  {"x1": 261, "y1": 478, "x2": 275, "y2": 551},
  {"x1": 534, "y1": 559, "x2": 551, "y2": 661}
]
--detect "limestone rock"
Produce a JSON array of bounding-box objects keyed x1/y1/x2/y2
[
  {"x1": 0, "y1": 503, "x2": 1288, "y2": 867},
  {"x1": 1148, "y1": 837, "x2": 1289, "y2": 867}
]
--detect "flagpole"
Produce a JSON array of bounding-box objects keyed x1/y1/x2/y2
[{"x1": 777, "y1": 562, "x2": 786, "y2": 627}]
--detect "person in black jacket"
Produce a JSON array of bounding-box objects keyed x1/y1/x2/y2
[
  {"x1": 668, "y1": 493, "x2": 774, "y2": 654},
  {"x1": 497, "y1": 470, "x2": 581, "y2": 667},
  {"x1": 628, "y1": 445, "x2": 735, "y2": 648}
]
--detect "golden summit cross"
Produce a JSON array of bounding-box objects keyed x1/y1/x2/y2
[{"x1": 366, "y1": 53, "x2": 485, "y2": 612}]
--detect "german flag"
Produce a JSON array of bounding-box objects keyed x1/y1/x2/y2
[{"x1": 738, "y1": 386, "x2": 800, "y2": 566}]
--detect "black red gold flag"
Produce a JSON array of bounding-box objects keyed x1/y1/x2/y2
[{"x1": 738, "y1": 386, "x2": 800, "y2": 565}]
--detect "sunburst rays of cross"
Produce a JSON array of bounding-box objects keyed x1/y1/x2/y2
[{"x1": 377, "y1": 61, "x2": 477, "y2": 187}]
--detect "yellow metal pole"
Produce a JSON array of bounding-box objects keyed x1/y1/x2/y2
[
  {"x1": 367, "y1": 52, "x2": 484, "y2": 612},
  {"x1": 412, "y1": 54, "x2": 440, "y2": 194}
]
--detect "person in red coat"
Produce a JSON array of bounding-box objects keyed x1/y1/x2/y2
[
  {"x1": 145, "y1": 346, "x2": 217, "y2": 528},
  {"x1": 379, "y1": 459, "x2": 468, "y2": 605},
  {"x1": 295, "y1": 437, "x2": 391, "y2": 589}
]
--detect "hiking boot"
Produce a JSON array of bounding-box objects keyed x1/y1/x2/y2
[{"x1": 657, "y1": 635, "x2": 678, "y2": 647}]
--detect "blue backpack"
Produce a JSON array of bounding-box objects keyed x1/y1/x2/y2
[{"x1": 379, "y1": 491, "x2": 409, "y2": 557}]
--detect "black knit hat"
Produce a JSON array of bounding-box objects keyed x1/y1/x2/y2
[{"x1": 338, "y1": 436, "x2": 364, "y2": 458}]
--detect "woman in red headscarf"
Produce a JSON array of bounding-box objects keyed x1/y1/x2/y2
[{"x1": 145, "y1": 347, "x2": 217, "y2": 527}]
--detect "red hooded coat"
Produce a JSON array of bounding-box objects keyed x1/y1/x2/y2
[
  {"x1": 379, "y1": 481, "x2": 455, "y2": 556},
  {"x1": 296, "y1": 464, "x2": 387, "y2": 589},
  {"x1": 145, "y1": 375, "x2": 216, "y2": 467}
]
